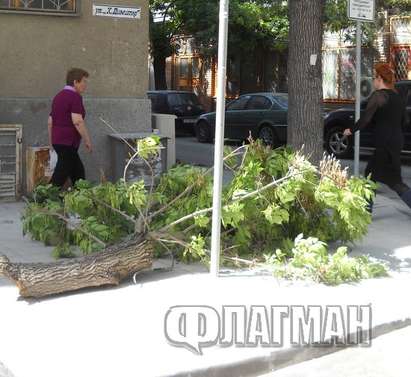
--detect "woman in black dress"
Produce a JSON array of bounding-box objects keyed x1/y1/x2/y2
[{"x1": 344, "y1": 63, "x2": 411, "y2": 211}]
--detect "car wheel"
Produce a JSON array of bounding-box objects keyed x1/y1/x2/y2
[
  {"x1": 196, "y1": 120, "x2": 212, "y2": 143},
  {"x1": 258, "y1": 125, "x2": 276, "y2": 146},
  {"x1": 325, "y1": 125, "x2": 353, "y2": 159}
]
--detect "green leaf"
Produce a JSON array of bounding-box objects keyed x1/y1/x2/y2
[
  {"x1": 222, "y1": 202, "x2": 245, "y2": 227},
  {"x1": 263, "y1": 205, "x2": 289, "y2": 225},
  {"x1": 137, "y1": 136, "x2": 161, "y2": 159},
  {"x1": 194, "y1": 215, "x2": 210, "y2": 228}
]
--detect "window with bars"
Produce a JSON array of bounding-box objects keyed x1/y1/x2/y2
[
  {"x1": 391, "y1": 46, "x2": 411, "y2": 81},
  {"x1": 0, "y1": 0, "x2": 76, "y2": 13}
]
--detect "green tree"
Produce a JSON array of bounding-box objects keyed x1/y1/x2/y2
[
  {"x1": 288, "y1": 0, "x2": 410, "y2": 161},
  {"x1": 325, "y1": 0, "x2": 411, "y2": 46},
  {"x1": 287, "y1": 0, "x2": 325, "y2": 164},
  {"x1": 149, "y1": 0, "x2": 289, "y2": 89},
  {"x1": 150, "y1": 0, "x2": 409, "y2": 159},
  {"x1": 149, "y1": 1, "x2": 182, "y2": 89}
]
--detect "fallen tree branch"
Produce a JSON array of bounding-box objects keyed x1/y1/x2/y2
[
  {"x1": 148, "y1": 184, "x2": 194, "y2": 221},
  {"x1": 148, "y1": 145, "x2": 247, "y2": 221},
  {"x1": 158, "y1": 169, "x2": 299, "y2": 232},
  {"x1": 223, "y1": 256, "x2": 259, "y2": 266},
  {"x1": 35, "y1": 208, "x2": 106, "y2": 248},
  {"x1": 0, "y1": 237, "x2": 153, "y2": 298},
  {"x1": 90, "y1": 196, "x2": 137, "y2": 224}
]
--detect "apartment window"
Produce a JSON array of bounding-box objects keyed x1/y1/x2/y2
[
  {"x1": 179, "y1": 58, "x2": 189, "y2": 78},
  {"x1": 0, "y1": 0, "x2": 76, "y2": 14},
  {"x1": 192, "y1": 57, "x2": 200, "y2": 78}
]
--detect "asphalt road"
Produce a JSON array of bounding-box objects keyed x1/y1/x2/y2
[{"x1": 175, "y1": 136, "x2": 411, "y2": 186}]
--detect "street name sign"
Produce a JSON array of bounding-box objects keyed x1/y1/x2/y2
[
  {"x1": 348, "y1": 0, "x2": 375, "y2": 22},
  {"x1": 92, "y1": 4, "x2": 141, "y2": 19}
]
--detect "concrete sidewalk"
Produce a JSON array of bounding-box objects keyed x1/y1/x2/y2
[{"x1": 0, "y1": 187, "x2": 411, "y2": 377}]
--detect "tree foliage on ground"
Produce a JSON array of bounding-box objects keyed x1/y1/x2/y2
[{"x1": 22, "y1": 138, "x2": 387, "y2": 285}]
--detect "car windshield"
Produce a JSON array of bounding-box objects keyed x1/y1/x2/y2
[
  {"x1": 167, "y1": 93, "x2": 200, "y2": 107},
  {"x1": 273, "y1": 95, "x2": 288, "y2": 108}
]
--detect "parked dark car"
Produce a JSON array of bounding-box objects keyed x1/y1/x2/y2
[
  {"x1": 324, "y1": 80, "x2": 411, "y2": 158},
  {"x1": 195, "y1": 92, "x2": 288, "y2": 145},
  {"x1": 147, "y1": 90, "x2": 205, "y2": 135}
]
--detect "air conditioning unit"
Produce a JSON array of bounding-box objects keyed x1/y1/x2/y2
[{"x1": 360, "y1": 77, "x2": 374, "y2": 101}]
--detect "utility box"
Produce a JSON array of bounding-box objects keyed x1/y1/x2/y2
[
  {"x1": 0, "y1": 124, "x2": 22, "y2": 201},
  {"x1": 152, "y1": 113, "x2": 176, "y2": 169},
  {"x1": 109, "y1": 132, "x2": 168, "y2": 186}
]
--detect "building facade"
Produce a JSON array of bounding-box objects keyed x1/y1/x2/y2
[
  {"x1": 0, "y1": 0, "x2": 151, "y2": 191},
  {"x1": 161, "y1": 16, "x2": 410, "y2": 105}
]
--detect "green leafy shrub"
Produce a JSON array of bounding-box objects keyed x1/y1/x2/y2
[
  {"x1": 23, "y1": 180, "x2": 147, "y2": 255},
  {"x1": 264, "y1": 234, "x2": 388, "y2": 285}
]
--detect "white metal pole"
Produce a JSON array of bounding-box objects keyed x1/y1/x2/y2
[
  {"x1": 354, "y1": 21, "x2": 362, "y2": 176},
  {"x1": 210, "y1": 0, "x2": 229, "y2": 277}
]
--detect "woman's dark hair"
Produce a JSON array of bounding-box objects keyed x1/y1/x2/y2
[
  {"x1": 66, "y1": 68, "x2": 89, "y2": 86},
  {"x1": 375, "y1": 63, "x2": 395, "y2": 89}
]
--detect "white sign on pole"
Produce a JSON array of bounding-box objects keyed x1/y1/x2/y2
[
  {"x1": 354, "y1": 21, "x2": 362, "y2": 177},
  {"x1": 348, "y1": 0, "x2": 375, "y2": 22},
  {"x1": 93, "y1": 4, "x2": 141, "y2": 19},
  {"x1": 348, "y1": 1, "x2": 374, "y2": 176}
]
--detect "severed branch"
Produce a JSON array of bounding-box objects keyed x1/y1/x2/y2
[
  {"x1": 30, "y1": 206, "x2": 107, "y2": 248},
  {"x1": 9, "y1": 141, "x2": 311, "y2": 299},
  {"x1": 148, "y1": 184, "x2": 194, "y2": 221},
  {"x1": 158, "y1": 169, "x2": 300, "y2": 233},
  {"x1": 87, "y1": 195, "x2": 148, "y2": 234},
  {"x1": 90, "y1": 196, "x2": 137, "y2": 224},
  {"x1": 158, "y1": 207, "x2": 212, "y2": 233},
  {"x1": 99, "y1": 116, "x2": 160, "y2": 231},
  {"x1": 122, "y1": 141, "x2": 165, "y2": 232},
  {"x1": 155, "y1": 239, "x2": 175, "y2": 271},
  {"x1": 0, "y1": 238, "x2": 153, "y2": 298},
  {"x1": 223, "y1": 255, "x2": 261, "y2": 268},
  {"x1": 148, "y1": 145, "x2": 247, "y2": 221}
]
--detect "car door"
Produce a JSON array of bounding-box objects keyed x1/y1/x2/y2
[
  {"x1": 270, "y1": 95, "x2": 288, "y2": 124},
  {"x1": 239, "y1": 95, "x2": 274, "y2": 139},
  {"x1": 224, "y1": 95, "x2": 251, "y2": 139}
]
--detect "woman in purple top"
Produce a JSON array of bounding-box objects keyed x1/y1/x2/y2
[{"x1": 48, "y1": 68, "x2": 93, "y2": 188}]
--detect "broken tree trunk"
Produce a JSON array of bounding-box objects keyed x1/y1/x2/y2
[{"x1": 0, "y1": 238, "x2": 153, "y2": 298}]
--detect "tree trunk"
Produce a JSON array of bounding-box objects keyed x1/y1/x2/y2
[
  {"x1": 287, "y1": 0, "x2": 325, "y2": 164},
  {"x1": 0, "y1": 238, "x2": 153, "y2": 298},
  {"x1": 153, "y1": 55, "x2": 168, "y2": 90}
]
